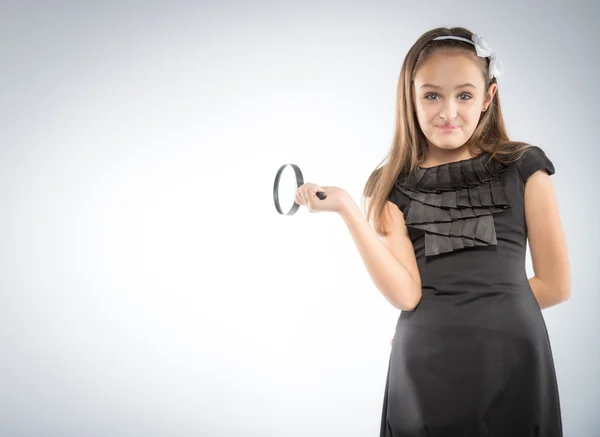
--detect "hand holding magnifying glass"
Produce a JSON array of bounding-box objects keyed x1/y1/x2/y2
[
  {"x1": 273, "y1": 163, "x2": 350, "y2": 215},
  {"x1": 295, "y1": 183, "x2": 349, "y2": 214}
]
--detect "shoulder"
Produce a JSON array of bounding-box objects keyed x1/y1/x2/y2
[
  {"x1": 387, "y1": 174, "x2": 412, "y2": 214},
  {"x1": 514, "y1": 145, "x2": 556, "y2": 185}
]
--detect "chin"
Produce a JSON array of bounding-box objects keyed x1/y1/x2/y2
[{"x1": 428, "y1": 139, "x2": 466, "y2": 150}]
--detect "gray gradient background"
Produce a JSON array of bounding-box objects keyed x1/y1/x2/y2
[{"x1": 0, "y1": 1, "x2": 598, "y2": 436}]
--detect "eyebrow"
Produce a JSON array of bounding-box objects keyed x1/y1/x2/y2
[{"x1": 420, "y1": 83, "x2": 477, "y2": 89}]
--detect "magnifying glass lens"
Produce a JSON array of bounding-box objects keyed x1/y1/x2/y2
[{"x1": 278, "y1": 165, "x2": 299, "y2": 213}]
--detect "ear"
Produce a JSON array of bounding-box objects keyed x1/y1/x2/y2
[{"x1": 484, "y1": 83, "x2": 498, "y2": 108}]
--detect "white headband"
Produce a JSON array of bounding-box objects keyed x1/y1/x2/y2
[{"x1": 432, "y1": 34, "x2": 503, "y2": 79}]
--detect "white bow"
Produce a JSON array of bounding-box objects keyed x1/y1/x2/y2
[{"x1": 471, "y1": 34, "x2": 503, "y2": 79}]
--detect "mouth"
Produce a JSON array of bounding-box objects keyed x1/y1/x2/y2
[{"x1": 437, "y1": 125, "x2": 459, "y2": 130}]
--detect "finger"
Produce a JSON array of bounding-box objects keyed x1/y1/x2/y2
[
  {"x1": 296, "y1": 185, "x2": 304, "y2": 205},
  {"x1": 304, "y1": 183, "x2": 315, "y2": 201},
  {"x1": 303, "y1": 184, "x2": 313, "y2": 205}
]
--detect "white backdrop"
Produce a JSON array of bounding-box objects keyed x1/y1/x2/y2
[{"x1": 0, "y1": 1, "x2": 598, "y2": 436}]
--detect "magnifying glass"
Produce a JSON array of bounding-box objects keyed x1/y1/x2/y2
[{"x1": 273, "y1": 163, "x2": 326, "y2": 215}]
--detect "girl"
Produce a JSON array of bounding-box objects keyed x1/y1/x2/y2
[{"x1": 295, "y1": 27, "x2": 569, "y2": 436}]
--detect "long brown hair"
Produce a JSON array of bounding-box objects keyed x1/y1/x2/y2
[{"x1": 363, "y1": 26, "x2": 531, "y2": 236}]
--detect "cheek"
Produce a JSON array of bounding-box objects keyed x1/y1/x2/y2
[
  {"x1": 414, "y1": 105, "x2": 428, "y2": 123},
  {"x1": 416, "y1": 104, "x2": 436, "y2": 121},
  {"x1": 462, "y1": 107, "x2": 482, "y2": 124}
]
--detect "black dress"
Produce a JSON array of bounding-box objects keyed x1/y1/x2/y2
[{"x1": 381, "y1": 146, "x2": 562, "y2": 437}]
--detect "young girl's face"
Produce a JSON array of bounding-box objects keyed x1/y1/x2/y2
[{"x1": 412, "y1": 52, "x2": 496, "y2": 151}]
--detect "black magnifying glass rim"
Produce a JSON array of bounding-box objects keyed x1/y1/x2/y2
[{"x1": 273, "y1": 163, "x2": 304, "y2": 215}]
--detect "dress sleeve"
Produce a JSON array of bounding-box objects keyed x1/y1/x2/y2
[
  {"x1": 388, "y1": 186, "x2": 399, "y2": 206},
  {"x1": 516, "y1": 145, "x2": 555, "y2": 185},
  {"x1": 387, "y1": 185, "x2": 410, "y2": 216}
]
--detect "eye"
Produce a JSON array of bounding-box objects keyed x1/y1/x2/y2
[{"x1": 424, "y1": 93, "x2": 472, "y2": 101}]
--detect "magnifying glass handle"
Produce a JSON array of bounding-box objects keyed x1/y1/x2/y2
[{"x1": 316, "y1": 191, "x2": 327, "y2": 200}]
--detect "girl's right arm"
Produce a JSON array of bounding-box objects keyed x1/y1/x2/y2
[{"x1": 339, "y1": 197, "x2": 422, "y2": 311}]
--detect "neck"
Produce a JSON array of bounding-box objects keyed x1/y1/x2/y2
[{"x1": 420, "y1": 144, "x2": 481, "y2": 168}]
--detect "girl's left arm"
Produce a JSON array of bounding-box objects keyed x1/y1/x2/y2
[{"x1": 524, "y1": 169, "x2": 571, "y2": 309}]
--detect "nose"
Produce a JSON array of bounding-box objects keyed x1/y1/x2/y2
[{"x1": 439, "y1": 99, "x2": 458, "y2": 121}]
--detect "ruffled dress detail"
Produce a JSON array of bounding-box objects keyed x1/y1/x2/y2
[{"x1": 394, "y1": 152, "x2": 513, "y2": 257}]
